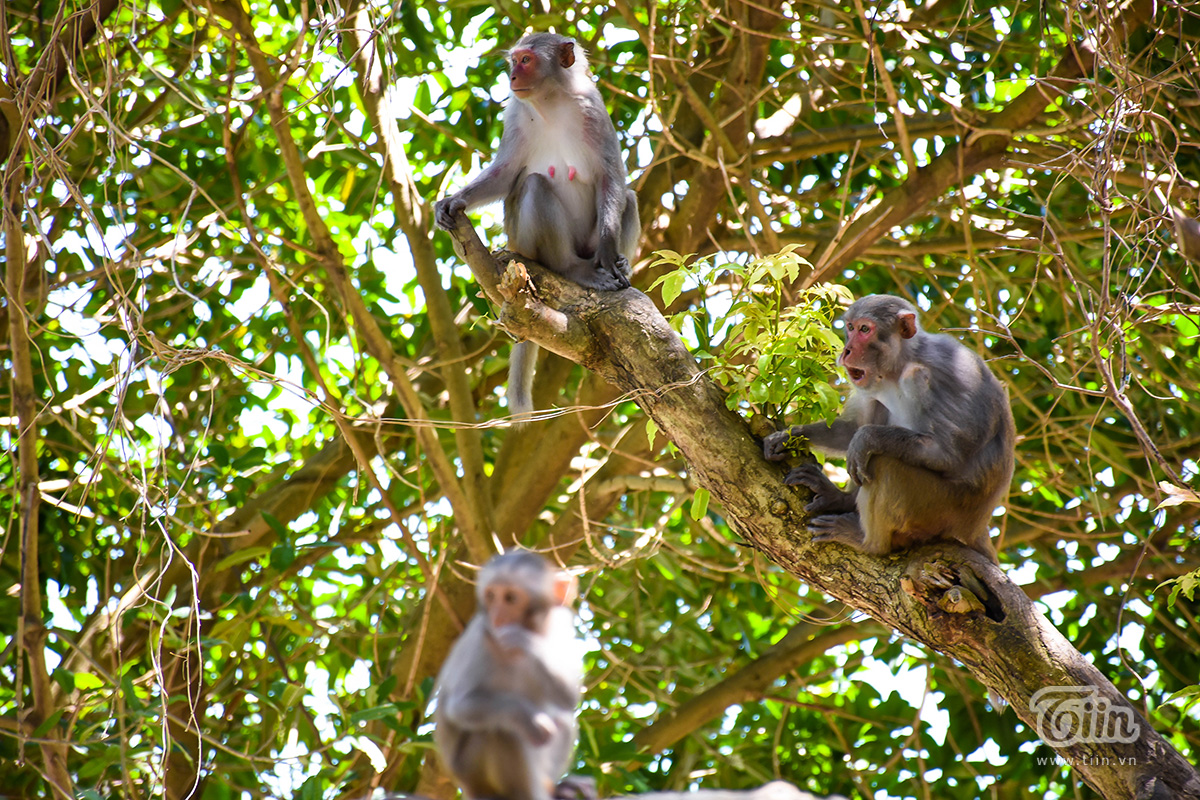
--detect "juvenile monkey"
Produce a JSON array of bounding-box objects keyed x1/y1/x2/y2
[
  {"x1": 434, "y1": 551, "x2": 585, "y2": 800},
  {"x1": 434, "y1": 32, "x2": 640, "y2": 417},
  {"x1": 763, "y1": 295, "x2": 1015, "y2": 563}
]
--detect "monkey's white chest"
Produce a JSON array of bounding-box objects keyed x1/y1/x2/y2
[
  {"x1": 523, "y1": 107, "x2": 596, "y2": 187},
  {"x1": 875, "y1": 384, "x2": 921, "y2": 430}
]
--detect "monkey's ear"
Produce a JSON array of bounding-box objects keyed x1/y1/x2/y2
[
  {"x1": 558, "y1": 42, "x2": 576, "y2": 69},
  {"x1": 898, "y1": 311, "x2": 918, "y2": 339},
  {"x1": 552, "y1": 571, "x2": 578, "y2": 606}
]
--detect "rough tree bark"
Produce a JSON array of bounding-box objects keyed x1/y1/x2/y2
[{"x1": 440, "y1": 214, "x2": 1200, "y2": 800}]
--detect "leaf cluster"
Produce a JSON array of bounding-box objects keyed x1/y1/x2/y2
[{"x1": 652, "y1": 248, "x2": 851, "y2": 425}]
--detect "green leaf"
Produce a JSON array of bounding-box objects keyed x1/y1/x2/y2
[
  {"x1": 350, "y1": 703, "x2": 403, "y2": 726},
  {"x1": 74, "y1": 672, "x2": 105, "y2": 691}
]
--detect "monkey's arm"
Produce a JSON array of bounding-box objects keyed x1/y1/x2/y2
[
  {"x1": 764, "y1": 390, "x2": 882, "y2": 460},
  {"x1": 763, "y1": 418, "x2": 860, "y2": 461},
  {"x1": 441, "y1": 688, "x2": 558, "y2": 743},
  {"x1": 434, "y1": 129, "x2": 528, "y2": 230},
  {"x1": 491, "y1": 623, "x2": 582, "y2": 709},
  {"x1": 845, "y1": 424, "x2": 961, "y2": 485}
]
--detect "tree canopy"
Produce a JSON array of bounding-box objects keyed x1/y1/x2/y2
[{"x1": 1, "y1": 1, "x2": 1198, "y2": 799}]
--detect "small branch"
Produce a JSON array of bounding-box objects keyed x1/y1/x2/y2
[
  {"x1": 341, "y1": 2, "x2": 496, "y2": 543},
  {"x1": 804, "y1": 0, "x2": 1158, "y2": 283}
]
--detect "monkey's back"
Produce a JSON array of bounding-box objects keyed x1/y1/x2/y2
[{"x1": 910, "y1": 330, "x2": 1015, "y2": 494}]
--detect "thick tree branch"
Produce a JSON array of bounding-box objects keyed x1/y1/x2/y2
[
  {"x1": 633, "y1": 622, "x2": 879, "y2": 752},
  {"x1": 5, "y1": 133, "x2": 74, "y2": 800},
  {"x1": 441, "y1": 214, "x2": 1200, "y2": 800}
]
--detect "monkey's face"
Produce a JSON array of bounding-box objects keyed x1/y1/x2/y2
[
  {"x1": 509, "y1": 48, "x2": 540, "y2": 97},
  {"x1": 838, "y1": 316, "x2": 882, "y2": 388},
  {"x1": 484, "y1": 581, "x2": 535, "y2": 630}
]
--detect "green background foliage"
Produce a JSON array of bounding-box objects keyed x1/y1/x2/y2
[{"x1": 0, "y1": 1, "x2": 1197, "y2": 799}]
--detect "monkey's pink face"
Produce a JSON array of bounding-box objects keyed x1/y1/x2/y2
[
  {"x1": 509, "y1": 49, "x2": 539, "y2": 96},
  {"x1": 484, "y1": 582, "x2": 530, "y2": 629},
  {"x1": 838, "y1": 317, "x2": 876, "y2": 386}
]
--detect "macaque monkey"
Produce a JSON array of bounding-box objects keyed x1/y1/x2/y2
[
  {"x1": 763, "y1": 295, "x2": 1015, "y2": 563},
  {"x1": 434, "y1": 551, "x2": 586, "y2": 800},
  {"x1": 434, "y1": 32, "x2": 640, "y2": 416}
]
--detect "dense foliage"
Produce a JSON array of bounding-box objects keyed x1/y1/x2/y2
[{"x1": 1, "y1": 1, "x2": 1197, "y2": 799}]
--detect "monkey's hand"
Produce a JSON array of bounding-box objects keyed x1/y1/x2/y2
[
  {"x1": 491, "y1": 624, "x2": 540, "y2": 656},
  {"x1": 523, "y1": 710, "x2": 558, "y2": 745},
  {"x1": 763, "y1": 428, "x2": 804, "y2": 461},
  {"x1": 845, "y1": 438, "x2": 875, "y2": 485},
  {"x1": 554, "y1": 776, "x2": 598, "y2": 800},
  {"x1": 434, "y1": 196, "x2": 466, "y2": 231}
]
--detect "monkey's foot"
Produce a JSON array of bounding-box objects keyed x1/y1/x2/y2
[
  {"x1": 784, "y1": 463, "x2": 856, "y2": 514},
  {"x1": 588, "y1": 265, "x2": 632, "y2": 291},
  {"x1": 808, "y1": 513, "x2": 865, "y2": 546},
  {"x1": 607, "y1": 255, "x2": 633, "y2": 289},
  {"x1": 554, "y1": 775, "x2": 597, "y2": 800}
]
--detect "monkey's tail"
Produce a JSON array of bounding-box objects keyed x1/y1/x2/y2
[{"x1": 508, "y1": 341, "x2": 538, "y2": 418}]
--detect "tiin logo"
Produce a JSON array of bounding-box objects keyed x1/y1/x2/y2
[{"x1": 1030, "y1": 686, "x2": 1140, "y2": 746}]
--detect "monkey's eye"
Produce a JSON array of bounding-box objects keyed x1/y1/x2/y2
[{"x1": 504, "y1": 589, "x2": 520, "y2": 604}]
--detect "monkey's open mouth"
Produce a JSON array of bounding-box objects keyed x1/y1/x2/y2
[{"x1": 846, "y1": 367, "x2": 865, "y2": 383}]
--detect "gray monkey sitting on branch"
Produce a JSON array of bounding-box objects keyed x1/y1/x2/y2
[{"x1": 434, "y1": 32, "x2": 640, "y2": 418}]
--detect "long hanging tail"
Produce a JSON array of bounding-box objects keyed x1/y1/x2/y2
[{"x1": 508, "y1": 341, "x2": 539, "y2": 418}]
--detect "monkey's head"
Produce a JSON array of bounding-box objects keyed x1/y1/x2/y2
[
  {"x1": 838, "y1": 295, "x2": 921, "y2": 390},
  {"x1": 477, "y1": 551, "x2": 576, "y2": 632},
  {"x1": 508, "y1": 32, "x2": 592, "y2": 102}
]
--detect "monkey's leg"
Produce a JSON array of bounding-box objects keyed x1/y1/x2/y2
[
  {"x1": 459, "y1": 729, "x2": 551, "y2": 800},
  {"x1": 508, "y1": 341, "x2": 540, "y2": 417},
  {"x1": 506, "y1": 175, "x2": 597, "y2": 278},
  {"x1": 586, "y1": 187, "x2": 639, "y2": 290},
  {"x1": 784, "y1": 462, "x2": 857, "y2": 514},
  {"x1": 863, "y1": 457, "x2": 997, "y2": 561}
]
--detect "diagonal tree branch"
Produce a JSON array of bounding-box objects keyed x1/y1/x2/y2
[{"x1": 441, "y1": 213, "x2": 1200, "y2": 800}]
